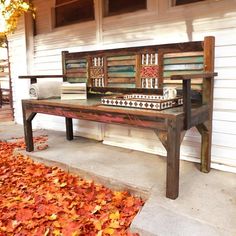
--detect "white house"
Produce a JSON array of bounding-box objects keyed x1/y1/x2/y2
[{"x1": 7, "y1": 0, "x2": 236, "y2": 172}]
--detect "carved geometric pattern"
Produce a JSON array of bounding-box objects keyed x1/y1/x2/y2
[
  {"x1": 92, "y1": 78, "x2": 104, "y2": 87},
  {"x1": 142, "y1": 78, "x2": 158, "y2": 89},
  {"x1": 90, "y1": 67, "x2": 104, "y2": 79},
  {"x1": 92, "y1": 57, "x2": 104, "y2": 67},
  {"x1": 142, "y1": 53, "x2": 158, "y2": 65},
  {"x1": 141, "y1": 65, "x2": 159, "y2": 78},
  {"x1": 101, "y1": 94, "x2": 183, "y2": 111}
]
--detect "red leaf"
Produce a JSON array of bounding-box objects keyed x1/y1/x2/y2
[{"x1": 15, "y1": 209, "x2": 33, "y2": 222}]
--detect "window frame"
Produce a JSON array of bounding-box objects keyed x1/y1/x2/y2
[
  {"x1": 54, "y1": 0, "x2": 95, "y2": 28},
  {"x1": 172, "y1": 0, "x2": 206, "y2": 7},
  {"x1": 103, "y1": 0, "x2": 148, "y2": 17}
]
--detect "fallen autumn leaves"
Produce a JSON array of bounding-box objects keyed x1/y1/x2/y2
[{"x1": 0, "y1": 137, "x2": 144, "y2": 235}]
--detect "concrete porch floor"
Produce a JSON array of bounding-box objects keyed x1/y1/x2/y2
[{"x1": 0, "y1": 123, "x2": 235, "y2": 236}]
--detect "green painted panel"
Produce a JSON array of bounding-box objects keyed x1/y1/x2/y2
[
  {"x1": 67, "y1": 78, "x2": 87, "y2": 83},
  {"x1": 66, "y1": 58, "x2": 87, "y2": 69},
  {"x1": 108, "y1": 83, "x2": 136, "y2": 88},
  {"x1": 163, "y1": 70, "x2": 203, "y2": 77},
  {"x1": 108, "y1": 72, "x2": 136, "y2": 78},
  {"x1": 66, "y1": 63, "x2": 87, "y2": 69},
  {"x1": 108, "y1": 66, "x2": 135, "y2": 72},
  {"x1": 164, "y1": 56, "x2": 204, "y2": 65}
]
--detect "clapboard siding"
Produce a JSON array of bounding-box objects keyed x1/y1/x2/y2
[
  {"x1": 215, "y1": 80, "x2": 236, "y2": 88},
  {"x1": 9, "y1": 0, "x2": 236, "y2": 171},
  {"x1": 7, "y1": 17, "x2": 30, "y2": 123}
]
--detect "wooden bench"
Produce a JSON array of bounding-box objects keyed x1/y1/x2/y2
[{"x1": 19, "y1": 36, "x2": 217, "y2": 199}]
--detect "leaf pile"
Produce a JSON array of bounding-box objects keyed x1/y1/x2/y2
[{"x1": 0, "y1": 137, "x2": 144, "y2": 235}]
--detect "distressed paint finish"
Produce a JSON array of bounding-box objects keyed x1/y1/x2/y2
[
  {"x1": 22, "y1": 101, "x2": 168, "y2": 130},
  {"x1": 21, "y1": 36, "x2": 216, "y2": 199},
  {"x1": 200, "y1": 36, "x2": 215, "y2": 173}
]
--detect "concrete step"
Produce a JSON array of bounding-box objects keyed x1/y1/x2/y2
[{"x1": 1, "y1": 125, "x2": 236, "y2": 236}]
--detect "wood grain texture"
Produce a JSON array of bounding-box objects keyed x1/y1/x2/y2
[
  {"x1": 166, "y1": 118, "x2": 181, "y2": 199},
  {"x1": 183, "y1": 79, "x2": 191, "y2": 130},
  {"x1": 20, "y1": 36, "x2": 216, "y2": 199}
]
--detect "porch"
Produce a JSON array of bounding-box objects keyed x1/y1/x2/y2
[{"x1": 1, "y1": 122, "x2": 235, "y2": 236}]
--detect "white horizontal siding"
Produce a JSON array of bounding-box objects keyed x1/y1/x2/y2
[
  {"x1": 7, "y1": 17, "x2": 30, "y2": 124},
  {"x1": 10, "y1": 0, "x2": 236, "y2": 171}
]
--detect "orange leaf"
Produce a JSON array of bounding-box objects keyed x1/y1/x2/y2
[{"x1": 94, "y1": 220, "x2": 102, "y2": 231}]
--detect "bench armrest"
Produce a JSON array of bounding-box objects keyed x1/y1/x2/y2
[
  {"x1": 170, "y1": 72, "x2": 217, "y2": 130},
  {"x1": 170, "y1": 72, "x2": 218, "y2": 81},
  {"x1": 19, "y1": 75, "x2": 65, "y2": 84}
]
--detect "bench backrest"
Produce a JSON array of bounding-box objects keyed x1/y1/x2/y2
[{"x1": 62, "y1": 36, "x2": 215, "y2": 96}]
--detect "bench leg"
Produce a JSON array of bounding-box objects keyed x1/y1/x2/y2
[
  {"x1": 22, "y1": 103, "x2": 36, "y2": 152},
  {"x1": 65, "y1": 117, "x2": 73, "y2": 140},
  {"x1": 166, "y1": 119, "x2": 181, "y2": 199},
  {"x1": 197, "y1": 123, "x2": 212, "y2": 173}
]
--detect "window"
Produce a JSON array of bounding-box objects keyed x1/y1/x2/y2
[
  {"x1": 104, "y1": 0, "x2": 147, "y2": 17},
  {"x1": 174, "y1": 0, "x2": 205, "y2": 6},
  {"x1": 55, "y1": 0, "x2": 95, "y2": 27}
]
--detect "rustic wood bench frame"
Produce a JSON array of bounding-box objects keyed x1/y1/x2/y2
[{"x1": 20, "y1": 36, "x2": 217, "y2": 199}]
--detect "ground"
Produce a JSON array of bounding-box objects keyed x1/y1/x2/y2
[{"x1": 0, "y1": 122, "x2": 236, "y2": 236}]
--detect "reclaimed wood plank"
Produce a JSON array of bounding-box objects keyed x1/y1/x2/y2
[
  {"x1": 164, "y1": 51, "x2": 204, "y2": 58},
  {"x1": 199, "y1": 36, "x2": 215, "y2": 173},
  {"x1": 170, "y1": 72, "x2": 217, "y2": 80},
  {"x1": 136, "y1": 54, "x2": 142, "y2": 87},
  {"x1": 107, "y1": 83, "x2": 136, "y2": 88},
  {"x1": 66, "y1": 72, "x2": 87, "y2": 78},
  {"x1": 67, "y1": 78, "x2": 87, "y2": 83},
  {"x1": 64, "y1": 41, "x2": 203, "y2": 59},
  {"x1": 107, "y1": 60, "x2": 135, "y2": 66},
  {"x1": 164, "y1": 64, "x2": 204, "y2": 70},
  {"x1": 66, "y1": 68, "x2": 87, "y2": 73},
  {"x1": 108, "y1": 65, "x2": 135, "y2": 72},
  {"x1": 166, "y1": 118, "x2": 181, "y2": 199},
  {"x1": 164, "y1": 70, "x2": 203, "y2": 77},
  {"x1": 104, "y1": 56, "x2": 108, "y2": 87},
  {"x1": 164, "y1": 78, "x2": 203, "y2": 84},
  {"x1": 107, "y1": 55, "x2": 136, "y2": 61},
  {"x1": 108, "y1": 78, "x2": 136, "y2": 84},
  {"x1": 164, "y1": 56, "x2": 204, "y2": 65},
  {"x1": 183, "y1": 79, "x2": 191, "y2": 130},
  {"x1": 108, "y1": 72, "x2": 135, "y2": 77},
  {"x1": 23, "y1": 103, "x2": 169, "y2": 130}
]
